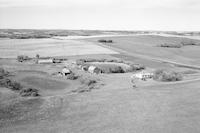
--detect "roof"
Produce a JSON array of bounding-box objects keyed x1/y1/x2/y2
[
  {"x1": 62, "y1": 68, "x2": 71, "y2": 74},
  {"x1": 38, "y1": 59, "x2": 53, "y2": 63},
  {"x1": 131, "y1": 72, "x2": 153, "y2": 79},
  {"x1": 88, "y1": 66, "x2": 101, "y2": 73},
  {"x1": 88, "y1": 66, "x2": 97, "y2": 71}
]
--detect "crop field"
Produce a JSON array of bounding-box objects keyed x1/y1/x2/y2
[
  {"x1": 0, "y1": 38, "x2": 118, "y2": 58},
  {"x1": 1, "y1": 33, "x2": 200, "y2": 133},
  {"x1": 87, "y1": 35, "x2": 200, "y2": 66}
]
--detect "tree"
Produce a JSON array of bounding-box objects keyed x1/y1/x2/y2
[{"x1": 36, "y1": 54, "x2": 40, "y2": 59}]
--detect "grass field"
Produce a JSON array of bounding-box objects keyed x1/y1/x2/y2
[
  {"x1": 0, "y1": 38, "x2": 118, "y2": 58},
  {"x1": 87, "y1": 35, "x2": 200, "y2": 66}
]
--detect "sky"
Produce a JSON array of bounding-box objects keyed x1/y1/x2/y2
[{"x1": 0, "y1": 0, "x2": 200, "y2": 31}]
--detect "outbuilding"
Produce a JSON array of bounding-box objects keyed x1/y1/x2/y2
[
  {"x1": 88, "y1": 66, "x2": 102, "y2": 74},
  {"x1": 37, "y1": 58, "x2": 53, "y2": 64},
  {"x1": 62, "y1": 67, "x2": 71, "y2": 76},
  {"x1": 131, "y1": 71, "x2": 153, "y2": 81}
]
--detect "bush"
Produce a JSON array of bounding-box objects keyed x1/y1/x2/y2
[
  {"x1": 19, "y1": 88, "x2": 39, "y2": 97},
  {"x1": 129, "y1": 64, "x2": 145, "y2": 71},
  {"x1": 9, "y1": 81, "x2": 22, "y2": 91},
  {"x1": 66, "y1": 73, "x2": 78, "y2": 80},
  {"x1": 71, "y1": 78, "x2": 98, "y2": 93},
  {"x1": 153, "y1": 69, "x2": 183, "y2": 82},
  {"x1": 98, "y1": 39, "x2": 107, "y2": 43},
  {"x1": 80, "y1": 78, "x2": 97, "y2": 86},
  {"x1": 109, "y1": 66, "x2": 124, "y2": 73},
  {"x1": 181, "y1": 40, "x2": 200, "y2": 46},
  {"x1": 17, "y1": 55, "x2": 30, "y2": 62},
  {"x1": 0, "y1": 78, "x2": 22, "y2": 91},
  {"x1": 0, "y1": 68, "x2": 9, "y2": 79},
  {"x1": 98, "y1": 39, "x2": 113, "y2": 43},
  {"x1": 0, "y1": 78, "x2": 11, "y2": 87},
  {"x1": 36, "y1": 54, "x2": 40, "y2": 59},
  {"x1": 160, "y1": 43, "x2": 182, "y2": 48},
  {"x1": 107, "y1": 40, "x2": 113, "y2": 43}
]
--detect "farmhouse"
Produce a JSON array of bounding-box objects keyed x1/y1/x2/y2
[
  {"x1": 88, "y1": 66, "x2": 102, "y2": 74},
  {"x1": 131, "y1": 71, "x2": 153, "y2": 81},
  {"x1": 37, "y1": 58, "x2": 53, "y2": 64}
]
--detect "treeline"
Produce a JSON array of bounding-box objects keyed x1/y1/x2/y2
[
  {"x1": 153, "y1": 69, "x2": 183, "y2": 82},
  {"x1": 159, "y1": 40, "x2": 200, "y2": 48}
]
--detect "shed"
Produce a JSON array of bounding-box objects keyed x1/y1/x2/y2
[
  {"x1": 88, "y1": 66, "x2": 101, "y2": 74},
  {"x1": 37, "y1": 58, "x2": 53, "y2": 64},
  {"x1": 62, "y1": 67, "x2": 71, "y2": 76},
  {"x1": 131, "y1": 71, "x2": 153, "y2": 80},
  {"x1": 53, "y1": 59, "x2": 62, "y2": 63}
]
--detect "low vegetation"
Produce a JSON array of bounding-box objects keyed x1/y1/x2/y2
[
  {"x1": 126, "y1": 63, "x2": 145, "y2": 72},
  {"x1": 181, "y1": 40, "x2": 200, "y2": 46},
  {"x1": 101, "y1": 65, "x2": 125, "y2": 73},
  {"x1": 153, "y1": 69, "x2": 183, "y2": 82},
  {"x1": 0, "y1": 68, "x2": 9, "y2": 79},
  {"x1": 17, "y1": 55, "x2": 30, "y2": 62},
  {"x1": 72, "y1": 77, "x2": 99, "y2": 93},
  {"x1": 159, "y1": 40, "x2": 200, "y2": 48},
  {"x1": 66, "y1": 72, "x2": 79, "y2": 80},
  {"x1": 19, "y1": 88, "x2": 40, "y2": 97},
  {"x1": 160, "y1": 43, "x2": 182, "y2": 48},
  {"x1": 76, "y1": 58, "x2": 145, "y2": 74},
  {"x1": 0, "y1": 29, "x2": 113, "y2": 39},
  {"x1": 0, "y1": 68, "x2": 39, "y2": 97},
  {"x1": 98, "y1": 39, "x2": 113, "y2": 43},
  {"x1": 76, "y1": 58, "x2": 123, "y2": 65}
]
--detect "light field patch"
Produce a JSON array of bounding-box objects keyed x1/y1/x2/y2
[{"x1": 0, "y1": 39, "x2": 118, "y2": 58}]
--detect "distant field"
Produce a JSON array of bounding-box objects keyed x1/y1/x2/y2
[
  {"x1": 87, "y1": 35, "x2": 200, "y2": 66},
  {"x1": 0, "y1": 38, "x2": 118, "y2": 58}
]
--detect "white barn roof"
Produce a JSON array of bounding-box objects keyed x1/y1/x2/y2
[{"x1": 62, "y1": 68, "x2": 71, "y2": 74}]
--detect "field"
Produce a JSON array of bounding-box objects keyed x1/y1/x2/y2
[
  {"x1": 87, "y1": 35, "x2": 200, "y2": 66},
  {"x1": 0, "y1": 38, "x2": 118, "y2": 58},
  {"x1": 1, "y1": 31, "x2": 200, "y2": 133}
]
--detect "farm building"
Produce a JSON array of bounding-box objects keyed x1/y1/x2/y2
[
  {"x1": 37, "y1": 58, "x2": 54, "y2": 64},
  {"x1": 62, "y1": 67, "x2": 71, "y2": 76},
  {"x1": 88, "y1": 66, "x2": 102, "y2": 74},
  {"x1": 53, "y1": 59, "x2": 62, "y2": 63},
  {"x1": 131, "y1": 71, "x2": 153, "y2": 81}
]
